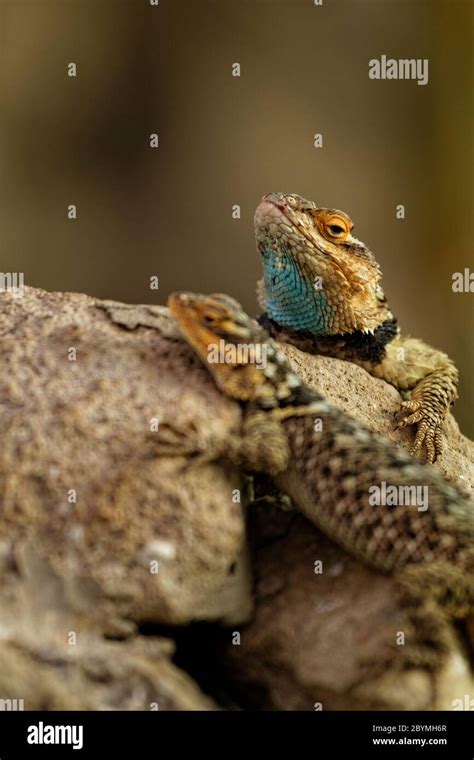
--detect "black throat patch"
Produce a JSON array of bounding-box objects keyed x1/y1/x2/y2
[{"x1": 258, "y1": 314, "x2": 399, "y2": 365}]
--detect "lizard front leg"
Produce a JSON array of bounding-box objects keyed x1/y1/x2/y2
[
  {"x1": 234, "y1": 408, "x2": 290, "y2": 475},
  {"x1": 363, "y1": 336, "x2": 459, "y2": 463},
  {"x1": 229, "y1": 403, "x2": 324, "y2": 477}
]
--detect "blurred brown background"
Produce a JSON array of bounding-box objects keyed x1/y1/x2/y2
[{"x1": 0, "y1": 0, "x2": 472, "y2": 434}]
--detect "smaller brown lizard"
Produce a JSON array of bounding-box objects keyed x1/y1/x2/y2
[{"x1": 168, "y1": 290, "x2": 473, "y2": 669}]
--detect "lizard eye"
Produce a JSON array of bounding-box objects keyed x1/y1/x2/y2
[{"x1": 321, "y1": 214, "x2": 351, "y2": 242}]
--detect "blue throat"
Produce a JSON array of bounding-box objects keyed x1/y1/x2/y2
[{"x1": 260, "y1": 241, "x2": 332, "y2": 335}]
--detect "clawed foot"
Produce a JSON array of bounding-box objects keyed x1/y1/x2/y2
[{"x1": 395, "y1": 399, "x2": 444, "y2": 463}]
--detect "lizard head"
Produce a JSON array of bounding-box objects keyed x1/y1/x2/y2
[
  {"x1": 255, "y1": 192, "x2": 393, "y2": 336},
  {"x1": 168, "y1": 291, "x2": 304, "y2": 406}
]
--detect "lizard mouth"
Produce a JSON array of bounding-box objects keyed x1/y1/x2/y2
[{"x1": 255, "y1": 195, "x2": 322, "y2": 252}]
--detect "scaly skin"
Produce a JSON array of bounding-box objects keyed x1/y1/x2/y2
[
  {"x1": 168, "y1": 291, "x2": 474, "y2": 670},
  {"x1": 255, "y1": 192, "x2": 459, "y2": 463}
]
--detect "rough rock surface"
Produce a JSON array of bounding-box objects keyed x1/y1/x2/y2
[
  {"x1": 282, "y1": 343, "x2": 474, "y2": 496},
  {"x1": 0, "y1": 286, "x2": 472, "y2": 710},
  {"x1": 227, "y1": 503, "x2": 473, "y2": 710},
  {"x1": 0, "y1": 287, "x2": 253, "y2": 632},
  {"x1": 0, "y1": 631, "x2": 217, "y2": 710}
]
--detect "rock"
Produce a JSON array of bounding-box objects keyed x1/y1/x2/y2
[
  {"x1": 281, "y1": 343, "x2": 474, "y2": 495},
  {"x1": 0, "y1": 633, "x2": 217, "y2": 710},
  {"x1": 226, "y1": 503, "x2": 473, "y2": 710},
  {"x1": 1, "y1": 286, "x2": 472, "y2": 711},
  {"x1": 0, "y1": 287, "x2": 253, "y2": 631}
]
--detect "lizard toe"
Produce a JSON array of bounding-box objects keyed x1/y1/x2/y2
[
  {"x1": 434, "y1": 428, "x2": 443, "y2": 460},
  {"x1": 409, "y1": 420, "x2": 430, "y2": 457},
  {"x1": 398, "y1": 399, "x2": 422, "y2": 415},
  {"x1": 395, "y1": 410, "x2": 423, "y2": 430},
  {"x1": 423, "y1": 428, "x2": 436, "y2": 464},
  {"x1": 408, "y1": 418, "x2": 443, "y2": 463}
]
